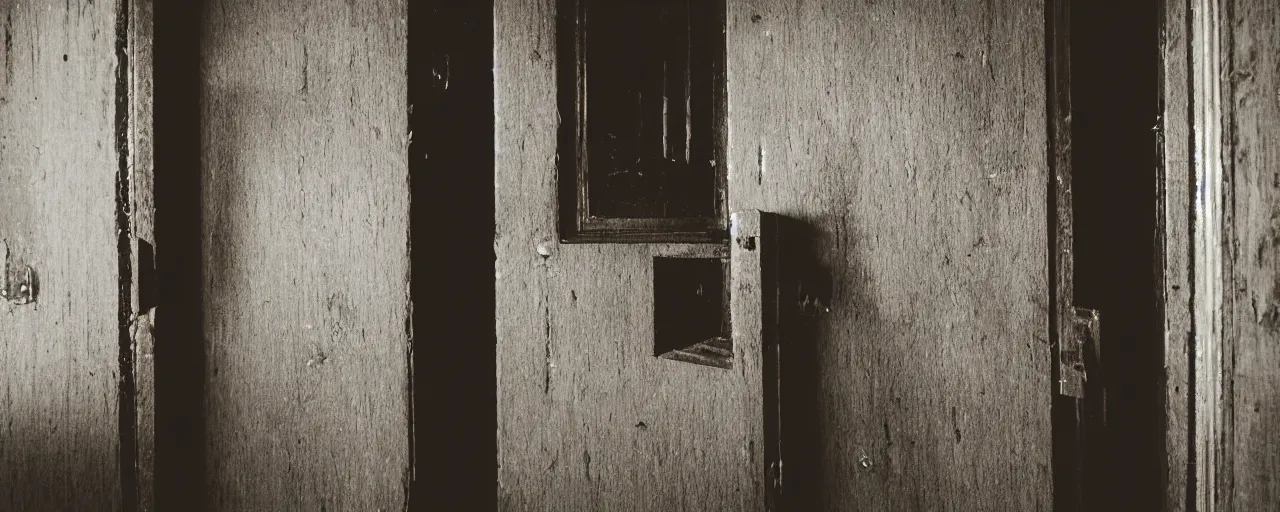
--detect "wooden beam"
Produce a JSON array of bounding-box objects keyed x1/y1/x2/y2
[
  {"x1": 1158, "y1": 0, "x2": 1194, "y2": 509},
  {"x1": 128, "y1": 0, "x2": 156, "y2": 508}
]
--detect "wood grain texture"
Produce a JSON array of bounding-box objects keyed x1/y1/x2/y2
[
  {"x1": 727, "y1": 0, "x2": 1052, "y2": 509},
  {"x1": 200, "y1": 1, "x2": 410, "y2": 509},
  {"x1": 728, "y1": 211, "x2": 781, "y2": 509},
  {"x1": 1223, "y1": 0, "x2": 1280, "y2": 507},
  {"x1": 128, "y1": 0, "x2": 156, "y2": 508},
  {"x1": 1158, "y1": 0, "x2": 1193, "y2": 509},
  {"x1": 1190, "y1": 0, "x2": 1227, "y2": 509},
  {"x1": 496, "y1": 1, "x2": 768, "y2": 509},
  {"x1": 0, "y1": 0, "x2": 123, "y2": 509}
]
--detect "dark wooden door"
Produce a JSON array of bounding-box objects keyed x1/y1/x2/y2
[{"x1": 496, "y1": 0, "x2": 1055, "y2": 510}]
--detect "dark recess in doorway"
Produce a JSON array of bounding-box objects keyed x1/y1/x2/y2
[
  {"x1": 1071, "y1": 0, "x2": 1162, "y2": 509},
  {"x1": 153, "y1": 0, "x2": 208, "y2": 509},
  {"x1": 408, "y1": 0, "x2": 496, "y2": 509}
]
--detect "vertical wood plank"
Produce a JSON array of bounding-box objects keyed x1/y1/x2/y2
[
  {"x1": 726, "y1": 0, "x2": 1053, "y2": 509},
  {"x1": 1158, "y1": 0, "x2": 1193, "y2": 509},
  {"x1": 1224, "y1": 0, "x2": 1280, "y2": 507},
  {"x1": 199, "y1": 1, "x2": 410, "y2": 508},
  {"x1": 0, "y1": 0, "x2": 123, "y2": 509},
  {"x1": 1190, "y1": 0, "x2": 1227, "y2": 509},
  {"x1": 729, "y1": 210, "x2": 781, "y2": 510},
  {"x1": 128, "y1": 0, "x2": 156, "y2": 508}
]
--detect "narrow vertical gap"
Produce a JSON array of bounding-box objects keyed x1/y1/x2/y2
[
  {"x1": 113, "y1": 0, "x2": 137, "y2": 509},
  {"x1": 1072, "y1": 0, "x2": 1163, "y2": 509},
  {"x1": 153, "y1": 0, "x2": 207, "y2": 508},
  {"x1": 1046, "y1": 0, "x2": 1082, "y2": 508},
  {"x1": 408, "y1": 0, "x2": 495, "y2": 509}
]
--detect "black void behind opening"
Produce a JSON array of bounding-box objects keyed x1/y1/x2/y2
[
  {"x1": 558, "y1": 0, "x2": 728, "y2": 243},
  {"x1": 1070, "y1": 0, "x2": 1162, "y2": 509},
  {"x1": 153, "y1": 0, "x2": 207, "y2": 508},
  {"x1": 653, "y1": 257, "x2": 732, "y2": 369},
  {"x1": 408, "y1": 0, "x2": 495, "y2": 510}
]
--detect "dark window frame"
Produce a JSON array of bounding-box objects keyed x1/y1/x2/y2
[{"x1": 557, "y1": 0, "x2": 728, "y2": 243}]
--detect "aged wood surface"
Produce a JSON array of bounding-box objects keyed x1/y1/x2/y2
[
  {"x1": 727, "y1": 0, "x2": 1052, "y2": 509},
  {"x1": 0, "y1": 0, "x2": 123, "y2": 509},
  {"x1": 728, "y1": 211, "x2": 781, "y2": 509},
  {"x1": 497, "y1": 0, "x2": 770, "y2": 509},
  {"x1": 499, "y1": 0, "x2": 1053, "y2": 510},
  {"x1": 1190, "y1": 0, "x2": 1227, "y2": 509},
  {"x1": 1223, "y1": 0, "x2": 1280, "y2": 507},
  {"x1": 1158, "y1": 0, "x2": 1193, "y2": 509},
  {"x1": 200, "y1": 0, "x2": 410, "y2": 508},
  {"x1": 129, "y1": 0, "x2": 156, "y2": 508}
]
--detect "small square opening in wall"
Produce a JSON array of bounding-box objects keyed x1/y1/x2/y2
[{"x1": 653, "y1": 256, "x2": 731, "y2": 369}]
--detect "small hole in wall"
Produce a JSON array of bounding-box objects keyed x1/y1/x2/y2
[{"x1": 653, "y1": 256, "x2": 731, "y2": 369}]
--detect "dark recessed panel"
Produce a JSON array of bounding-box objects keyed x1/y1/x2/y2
[
  {"x1": 653, "y1": 257, "x2": 731, "y2": 369},
  {"x1": 560, "y1": 0, "x2": 725, "y2": 243}
]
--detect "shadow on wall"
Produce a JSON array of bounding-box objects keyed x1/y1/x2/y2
[
  {"x1": 0, "y1": 406, "x2": 121, "y2": 508},
  {"x1": 776, "y1": 216, "x2": 832, "y2": 512}
]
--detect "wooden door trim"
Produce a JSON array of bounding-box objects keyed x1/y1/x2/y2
[
  {"x1": 1158, "y1": 0, "x2": 1227, "y2": 509},
  {"x1": 126, "y1": 0, "x2": 156, "y2": 508}
]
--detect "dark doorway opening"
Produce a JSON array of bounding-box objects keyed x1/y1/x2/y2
[
  {"x1": 1071, "y1": 0, "x2": 1162, "y2": 509},
  {"x1": 408, "y1": 1, "x2": 496, "y2": 510}
]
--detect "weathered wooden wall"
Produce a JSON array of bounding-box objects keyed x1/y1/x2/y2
[
  {"x1": 199, "y1": 0, "x2": 411, "y2": 508},
  {"x1": 495, "y1": 0, "x2": 767, "y2": 509},
  {"x1": 1223, "y1": 0, "x2": 1280, "y2": 507},
  {"x1": 497, "y1": 0, "x2": 1054, "y2": 510},
  {"x1": 727, "y1": 0, "x2": 1052, "y2": 509},
  {"x1": 0, "y1": 0, "x2": 123, "y2": 509}
]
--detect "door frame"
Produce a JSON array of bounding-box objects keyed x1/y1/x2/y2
[{"x1": 1158, "y1": 0, "x2": 1228, "y2": 509}]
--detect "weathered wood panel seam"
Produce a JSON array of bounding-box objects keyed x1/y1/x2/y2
[
  {"x1": 1215, "y1": 0, "x2": 1234, "y2": 506},
  {"x1": 1155, "y1": 0, "x2": 1194, "y2": 508},
  {"x1": 113, "y1": 0, "x2": 138, "y2": 509}
]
